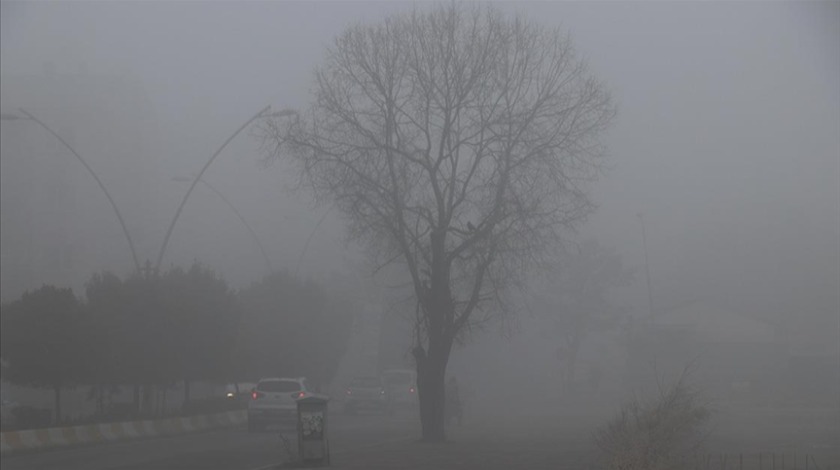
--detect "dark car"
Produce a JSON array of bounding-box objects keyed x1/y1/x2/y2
[
  {"x1": 344, "y1": 376, "x2": 392, "y2": 414},
  {"x1": 381, "y1": 369, "x2": 418, "y2": 410}
]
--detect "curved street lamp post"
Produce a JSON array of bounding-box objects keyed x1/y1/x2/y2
[
  {"x1": 154, "y1": 106, "x2": 295, "y2": 274},
  {"x1": 172, "y1": 176, "x2": 272, "y2": 274},
  {"x1": 2, "y1": 106, "x2": 294, "y2": 279},
  {"x1": 2, "y1": 109, "x2": 142, "y2": 273}
]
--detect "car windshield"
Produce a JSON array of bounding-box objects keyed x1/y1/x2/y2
[
  {"x1": 256, "y1": 380, "x2": 300, "y2": 393},
  {"x1": 351, "y1": 377, "x2": 381, "y2": 388}
]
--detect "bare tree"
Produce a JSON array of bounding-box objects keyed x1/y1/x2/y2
[{"x1": 262, "y1": 3, "x2": 615, "y2": 441}]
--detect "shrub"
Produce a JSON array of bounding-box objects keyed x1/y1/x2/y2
[{"x1": 594, "y1": 373, "x2": 710, "y2": 470}]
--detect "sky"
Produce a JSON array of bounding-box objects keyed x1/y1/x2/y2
[{"x1": 1, "y1": 0, "x2": 838, "y2": 331}]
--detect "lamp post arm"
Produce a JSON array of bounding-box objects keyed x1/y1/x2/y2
[
  {"x1": 199, "y1": 179, "x2": 272, "y2": 274},
  {"x1": 155, "y1": 105, "x2": 271, "y2": 272},
  {"x1": 18, "y1": 108, "x2": 142, "y2": 273}
]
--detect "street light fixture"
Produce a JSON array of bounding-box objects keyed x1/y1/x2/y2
[
  {"x1": 171, "y1": 175, "x2": 272, "y2": 274},
  {"x1": 155, "y1": 106, "x2": 296, "y2": 273}
]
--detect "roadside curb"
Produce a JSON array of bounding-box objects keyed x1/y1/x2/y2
[{"x1": 0, "y1": 409, "x2": 246, "y2": 454}]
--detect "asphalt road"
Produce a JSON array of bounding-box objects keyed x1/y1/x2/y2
[{"x1": 1, "y1": 410, "x2": 421, "y2": 470}]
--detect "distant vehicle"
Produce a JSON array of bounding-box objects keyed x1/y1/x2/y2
[
  {"x1": 344, "y1": 376, "x2": 392, "y2": 414},
  {"x1": 247, "y1": 377, "x2": 312, "y2": 432},
  {"x1": 225, "y1": 382, "x2": 256, "y2": 401},
  {"x1": 381, "y1": 369, "x2": 418, "y2": 409}
]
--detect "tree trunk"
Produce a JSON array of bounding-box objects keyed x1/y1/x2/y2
[
  {"x1": 414, "y1": 335, "x2": 453, "y2": 442},
  {"x1": 53, "y1": 384, "x2": 62, "y2": 425}
]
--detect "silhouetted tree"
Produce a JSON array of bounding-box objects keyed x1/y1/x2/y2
[
  {"x1": 261, "y1": 3, "x2": 614, "y2": 441},
  {"x1": 86, "y1": 270, "x2": 174, "y2": 414},
  {"x1": 159, "y1": 264, "x2": 239, "y2": 404},
  {"x1": 85, "y1": 263, "x2": 239, "y2": 413},
  {"x1": 0, "y1": 285, "x2": 88, "y2": 423}
]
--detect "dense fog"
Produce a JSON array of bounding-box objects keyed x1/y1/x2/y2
[{"x1": 1, "y1": 1, "x2": 838, "y2": 465}]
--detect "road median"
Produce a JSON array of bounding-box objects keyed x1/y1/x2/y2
[{"x1": 0, "y1": 410, "x2": 246, "y2": 454}]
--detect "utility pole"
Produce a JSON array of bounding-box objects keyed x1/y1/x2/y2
[{"x1": 637, "y1": 212, "x2": 655, "y2": 321}]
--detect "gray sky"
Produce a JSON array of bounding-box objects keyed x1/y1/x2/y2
[{"x1": 1, "y1": 1, "x2": 838, "y2": 326}]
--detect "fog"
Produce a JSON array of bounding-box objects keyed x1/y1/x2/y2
[{"x1": 1, "y1": 0, "x2": 838, "y2": 461}]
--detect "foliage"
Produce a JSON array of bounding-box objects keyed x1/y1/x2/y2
[
  {"x1": 261, "y1": 2, "x2": 615, "y2": 441},
  {"x1": 1, "y1": 264, "x2": 354, "y2": 423},
  {"x1": 594, "y1": 373, "x2": 710, "y2": 470},
  {"x1": 85, "y1": 263, "x2": 240, "y2": 391},
  {"x1": 234, "y1": 271, "x2": 355, "y2": 389},
  {"x1": 0, "y1": 285, "x2": 90, "y2": 422},
  {"x1": 158, "y1": 264, "x2": 240, "y2": 383}
]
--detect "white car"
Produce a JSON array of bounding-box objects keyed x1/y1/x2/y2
[{"x1": 247, "y1": 377, "x2": 313, "y2": 432}]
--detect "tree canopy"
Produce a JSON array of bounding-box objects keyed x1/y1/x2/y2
[
  {"x1": 262, "y1": 3, "x2": 615, "y2": 440},
  {"x1": 0, "y1": 285, "x2": 89, "y2": 422},
  {"x1": 85, "y1": 264, "x2": 240, "y2": 391}
]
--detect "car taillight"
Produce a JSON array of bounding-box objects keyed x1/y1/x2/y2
[
  {"x1": 345, "y1": 389, "x2": 352, "y2": 395},
  {"x1": 409, "y1": 387, "x2": 415, "y2": 393},
  {"x1": 251, "y1": 391, "x2": 264, "y2": 400},
  {"x1": 291, "y1": 391, "x2": 306, "y2": 399}
]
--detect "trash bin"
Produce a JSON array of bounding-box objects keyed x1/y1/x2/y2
[{"x1": 297, "y1": 395, "x2": 329, "y2": 466}]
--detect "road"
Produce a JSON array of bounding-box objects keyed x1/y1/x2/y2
[{"x1": 1, "y1": 410, "x2": 420, "y2": 470}]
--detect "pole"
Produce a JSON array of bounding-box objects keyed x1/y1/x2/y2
[
  {"x1": 637, "y1": 213, "x2": 654, "y2": 320},
  {"x1": 196, "y1": 178, "x2": 272, "y2": 274},
  {"x1": 17, "y1": 108, "x2": 142, "y2": 273},
  {"x1": 155, "y1": 106, "x2": 271, "y2": 273}
]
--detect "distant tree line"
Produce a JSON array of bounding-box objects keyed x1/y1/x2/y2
[{"x1": 0, "y1": 263, "x2": 355, "y2": 423}]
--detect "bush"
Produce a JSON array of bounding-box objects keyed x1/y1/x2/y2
[{"x1": 594, "y1": 373, "x2": 710, "y2": 470}]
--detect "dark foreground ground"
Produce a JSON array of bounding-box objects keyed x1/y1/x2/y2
[
  {"x1": 330, "y1": 406, "x2": 839, "y2": 470},
  {"x1": 2, "y1": 405, "x2": 837, "y2": 469}
]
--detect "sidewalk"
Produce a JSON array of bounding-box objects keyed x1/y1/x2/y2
[{"x1": 327, "y1": 413, "x2": 598, "y2": 470}]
